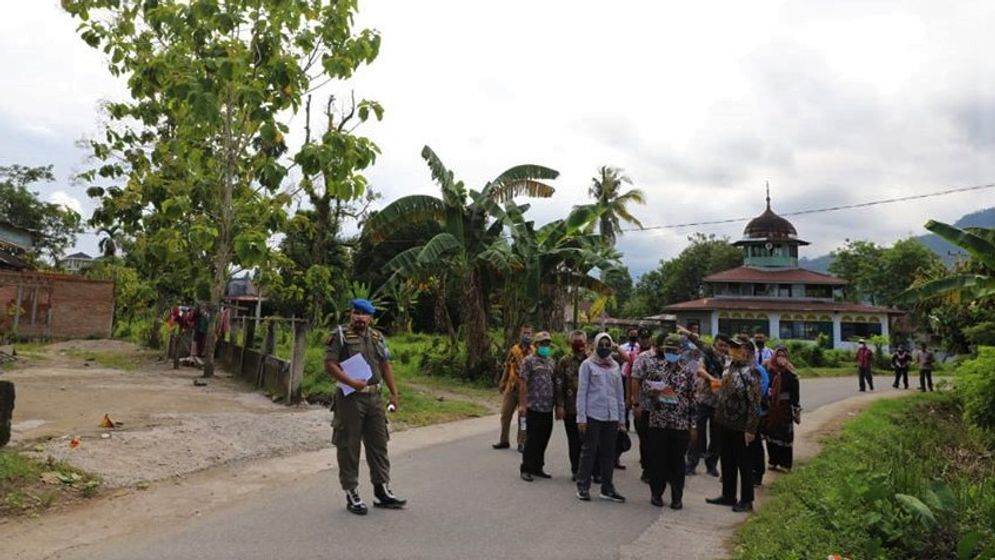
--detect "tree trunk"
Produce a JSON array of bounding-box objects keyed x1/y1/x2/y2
[
  {"x1": 434, "y1": 279, "x2": 456, "y2": 345},
  {"x1": 461, "y1": 268, "x2": 490, "y2": 374}
]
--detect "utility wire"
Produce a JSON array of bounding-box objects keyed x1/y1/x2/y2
[{"x1": 621, "y1": 181, "x2": 995, "y2": 232}]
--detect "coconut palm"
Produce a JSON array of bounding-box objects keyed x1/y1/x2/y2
[
  {"x1": 363, "y1": 146, "x2": 558, "y2": 374},
  {"x1": 894, "y1": 221, "x2": 995, "y2": 304},
  {"x1": 588, "y1": 166, "x2": 646, "y2": 247},
  {"x1": 97, "y1": 225, "x2": 123, "y2": 258}
]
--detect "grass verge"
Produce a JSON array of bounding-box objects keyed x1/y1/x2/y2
[
  {"x1": 0, "y1": 449, "x2": 102, "y2": 518},
  {"x1": 62, "y1": 348, "x2": 156, "y2": 371},
  {"x1": 732, "y1": 392, "x2": 995, "y2": 560}
]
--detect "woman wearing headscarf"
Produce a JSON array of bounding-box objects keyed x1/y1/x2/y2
[
  {"x1": 574, "y1": 333, "x2": 627, "y2": 503},
  {"x1": 764, "y1": 346, "x2": 800, "y2": 472}
]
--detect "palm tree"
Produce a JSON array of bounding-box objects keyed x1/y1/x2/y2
[
  {"x1": 97, "y1": 225, "x2": 122, "y2": 258},
  {"x1": 363, "y1": 146, "x2": 558, "y2": 375},
  {"x1": 894, "y1": 221, "x2": 995, "y2": 303},
  {"x1": 588, "y1": 166, "x2": 646, "y2": 247}
]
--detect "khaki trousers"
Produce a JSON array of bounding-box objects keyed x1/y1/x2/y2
[
  {"x1": 498, "y1": 388, "x2": 526, "y2": 446},
  {"x1": 332, "y1": 390, "x2": 391, "y2": 491}
]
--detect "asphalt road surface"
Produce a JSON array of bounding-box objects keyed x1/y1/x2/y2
[{"x1": 59, "y1": 376, "x2": 868, "y2": 560}]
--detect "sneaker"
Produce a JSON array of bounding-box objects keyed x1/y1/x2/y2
[
  {"x1": 599, "y1": 490, "x2": 626, "y2": 503},
  {"x1": 650, "y1": 495, "x2": 663, "y2": 507},
  {"x1": 576, "y1": 489, "x2": 591, "y2": 501},
  {"x1": 345, "y1": 488, "x2": 368, "y2": 515},
  {"x1": 373, "y1": 483, "x2": 407, "y2": 509},
  {"x1": 520, "y1": 471, "x2": 534, "y2": 482},
  {"x1": 706, "y1": 496, "x2": 736, "y2": 506},
  {"x1": 492, "y1": 442, "x2": 510, "y2": 449},
  {"x1": 534, "y1": 471, "x2": 552, "y2": 479},
  {"x1": 685, "y1": 466, "x2": 696, "y2": 475},
  {"x1": 670, "y1": 501, "x2": 683, "y2": 510},
  {"x1": 732, "y1": 501, "x2": 754, "y2": 513},
  {"x1": 706, "y1": 466, "x2": 720, "y2": 477}
]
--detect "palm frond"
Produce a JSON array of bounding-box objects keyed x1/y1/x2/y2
[
  {"x1": 486, "y1": 179, "x2": 556, "y2": 203},
  {"x1": 892, "y1": 274, "x2": 995, "y2": 304},
  {"x1": 925, "y1": 220, "x2": 995, "y2": 271},
  {"x1": 363, "y1": 195, "x2": 445, "y2": 243},
  {"x1": 416, "y1": 233, "x2": 462, "y2": 265}
]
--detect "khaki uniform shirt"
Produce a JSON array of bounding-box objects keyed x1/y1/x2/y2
[{"x1": 325, "y1": 324, "x2": 389, "y2": 386}]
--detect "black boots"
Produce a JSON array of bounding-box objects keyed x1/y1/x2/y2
[
  {"x1": 345, "y1": 488, "x2": 368, "y2": 515},
  {"x1": 374, "y1": 483, "x2": 407, "y2": 509}
]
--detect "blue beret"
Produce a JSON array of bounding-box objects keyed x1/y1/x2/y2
[{"x1": 351, "y1": 298, "x2": 376, "y2": 315}]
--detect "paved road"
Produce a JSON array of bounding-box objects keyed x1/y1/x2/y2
[{"x1": 60, "y1": 377, "x2": 867, "y2": 560}]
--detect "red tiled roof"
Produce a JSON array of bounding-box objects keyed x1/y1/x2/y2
[
  {"x1": 703, "y1": 266, "x2": 847, "y2": 286},
  {"x1": 662, "y1": 297, "x2": 903, "y2": 315}
]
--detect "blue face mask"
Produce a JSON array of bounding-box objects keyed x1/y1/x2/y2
[
  {"x1": 664, "y1": 352, "x2": 680, "y2": 363},
  {"x1": 537, "y1": 346, "x2": 552, "y2": 358}
]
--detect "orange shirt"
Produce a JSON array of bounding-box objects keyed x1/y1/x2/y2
[{"x1": 501, "y1": 343, "x2": 534, "y2": 393}]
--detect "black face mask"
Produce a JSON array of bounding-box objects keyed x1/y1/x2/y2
[
  {"x1": 596, "y1": 347, "x2": 612, "y2": 359},
  {"x1": 756, "y1": 340, "x2": 765, "y2": 349},
  {"x1": 628, "y1": 336, "x2": 637, "y2": 343}
]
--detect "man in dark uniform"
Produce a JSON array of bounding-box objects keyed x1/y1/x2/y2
[{"x1": 325, "y1": 298, "x2": 406, "y2": 515}]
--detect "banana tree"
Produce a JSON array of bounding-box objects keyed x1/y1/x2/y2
[
  {"x1": 894, "y1": 221, "x2": 995, "y2": 304},
  {"x1": 363, "y1": 146, "x2": 558, "y2": 372}
]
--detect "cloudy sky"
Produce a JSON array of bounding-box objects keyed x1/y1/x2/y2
[{"x1": 2, "y1": 0, "x2": 994, "y2": 276}]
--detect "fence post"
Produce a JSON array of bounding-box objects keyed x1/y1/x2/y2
[
  {"x1": 288, "y1": 321, "x2": 307, "y2": 404},
  {"x1": 256, "y1": 320, "x2": 276, "y2": 388}
]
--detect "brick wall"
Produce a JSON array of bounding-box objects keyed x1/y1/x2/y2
[
  {"x1": 0, "y1": 272, "x2": 113, "y2": 339},
  {"x1": 48, "y1": 277, "x2": 113, "y2": 338}
]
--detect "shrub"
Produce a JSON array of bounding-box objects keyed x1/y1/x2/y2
[{"x1": 957, "y1": 346, "x2": 995, "y2": 433}]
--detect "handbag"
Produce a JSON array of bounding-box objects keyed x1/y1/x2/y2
[{"x1": 616, "y1": 430, "x2": 632, "y2": 454}]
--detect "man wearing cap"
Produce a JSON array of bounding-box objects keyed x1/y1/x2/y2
[
  {"x1": 707, "y1": 334, "x2": 762, "y2": 513},
  {"x1": 680, "y1": 326, "x2": 730, "y2": 477},
  {"x1": 519, "y1": 330, "x2": 558, "y2": 481},
  {"x1": 855, "y1": 339, "x2": 875, "y2": 392},
  {"x1": 325, "y1": 299, "x2": 406, "y2": 515}
]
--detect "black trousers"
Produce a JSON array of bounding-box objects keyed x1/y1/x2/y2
[
  {"x1": 576, "y1": 418, "x2": 619, "y2": 493},
  {"x1": 563, "y1": 414, "x2": 581, "y2": 475},
  {"x1": 717, "y1": 423, "x2": 754, "y2": 504},
  {"x1": 648, "y1": 428, "x2": 690, "y2": 503},
  {"x1": 520, "y1": 409, "x2": 553, "y2": 475},
  {"x1": 858, "y1": 366, "x2": 874, "y2": 391},
  {"x1": 686, "y1": 404, "x2": 718, "y2": 471},
  {"x1": 766, "y1": 441, "x2": 793, "y2": 470},
  {"x1": 893, "y1": 367, "x2": 909, "y2": 389},
  {"x1": 750, "y1": 430, "x2": 766, "y2": 485},
  {"x1": 635, "y1": 411, "x2": 650, "y2": 475},
  {"x1": 919, "y1": 369, "x2": 934, "y2": 391}
]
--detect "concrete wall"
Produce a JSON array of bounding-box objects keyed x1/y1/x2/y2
[{"x1": 0, "y1": 272, "x2": 113, "y2": 339}]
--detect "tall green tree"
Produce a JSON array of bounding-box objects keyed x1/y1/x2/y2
[
  {"x1": 66, "y1": 0, "x2": 381, "y2": 376},
  {"x1": 588, "y1": 166, "x2": 646, "y2": 247},
  {"x1": 364, "y1": 146, "x2": 558, "y2": 374},
  {"x1": 0, "y1": 164, "x2": 82, "y2": 264},
  {"x1": 831, "y1": 237, "x2": 944, "y2": 306}
]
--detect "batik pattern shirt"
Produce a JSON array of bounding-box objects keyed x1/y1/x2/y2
[
  {"x1": 520, "y1": 354, "x2": 556, "y2": 413},
  {"x1": 554, "y1": 353, "x2": 585, "y2": 417},
  {"x1": 634, "y1": 352, "x2": 698, "y2": 430},
  {"x1": 713, "y1": 361, "x2": 762, "y2": 433}
]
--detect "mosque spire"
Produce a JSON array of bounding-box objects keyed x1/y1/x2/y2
[{"x1": 765, "y1": 181, "x2": 771, "y2": 210}]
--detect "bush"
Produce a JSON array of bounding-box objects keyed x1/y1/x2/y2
[{"x1": 957, "y1": 346, "x2": 995, "y2": 434}]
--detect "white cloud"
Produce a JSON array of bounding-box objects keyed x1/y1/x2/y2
[{"x1": 47, "y1": 190, "x2": 83, "y2": 215}]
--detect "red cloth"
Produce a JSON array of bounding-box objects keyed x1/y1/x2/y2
[{"x1": 856, "y1": 346, "x2": 874, "y2": 368}]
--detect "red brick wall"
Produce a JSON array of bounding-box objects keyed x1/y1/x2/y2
[
  {"x1": 48, "y1": 278, "x2": 114, "y2": 338},
  {"x1": 0, "y1": 272, "x2": 113, "y2": 339}
]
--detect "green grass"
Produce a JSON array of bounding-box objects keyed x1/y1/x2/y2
[
  {"x1": 296, "y1": 331, "x2": 499, "y2": 428},
  {"x1": 62, "y1": 348, "x2": 155, "y2": 371},
  {"x1": 732, "y1": 392, "x2": 995, "y2": 560},
  {"x1": 1, "y1": 449, "x2": 102, "y2": 517}
]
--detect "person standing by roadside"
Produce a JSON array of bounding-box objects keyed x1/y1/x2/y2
[
  {"x1": 916, "y1": 343, "x2": 935, "y2": 392},
  {"x1": 681, "y1": 327, "x2": 730, "y2": 477},
  {"x1": 630, "y1": 327, "x2": 654, "y2": 483},
  {"x1": 707, "y1": 334, "x2": 762, "y2": 513},
  {"x1": 753, "y1": 332, "x2": 773, "y2": 367},
  {"x1": 891, "y1": 344, "x2": 912, "y2": 390},
  {"x1": 634, "y1": 333, "x2": 698, "y2": 509},
  {"x1": 575, "y1": 333, "x2": 627, "y2": 503},
  {"x1": 325, "y1": 299, "x2": 406, "y2": 515},
  {"x1": 764, "y1": 346, "x2": 800, "y2": 472},
  {"x1": 519, "y1": 331, "x2": 557, "y2": 481},
  {"x1": 855, "y1": 339, "x2": 875, "y2": 392},
  {"x1": 555, "y1": 330, "x2": 587, "y2": 480},
  {"x1": 494, "y1": 325, "x2": 534, "y2": 451}
]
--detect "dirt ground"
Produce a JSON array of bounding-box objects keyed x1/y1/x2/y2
[{"x1": 4, "y1": 340, "x2": 332, "y2": 487}]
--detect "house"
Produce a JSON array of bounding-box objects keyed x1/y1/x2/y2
[
  {"x1": 62, "y1": 252, "x2": 94, "y2": 274},
  {"x1": 663, "y1": 193, "x2": 903, "y2": 349},
  {"x1": 0, "y1": 221, "x2": 35, "y2": 272}
]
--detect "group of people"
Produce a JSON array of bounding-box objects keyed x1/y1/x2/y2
[
  {"x1": 494, "y1": 324, "x2": 802, "y2": 512},
  {"x1": 854, "y1": 339, "x2": 936, "y2": 392}
]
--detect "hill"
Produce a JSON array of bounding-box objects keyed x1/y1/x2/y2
[{"x1": 800, "y1": 207, "x2": 995, "y2": 273}]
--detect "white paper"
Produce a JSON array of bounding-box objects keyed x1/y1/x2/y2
[
  {"x1": 645, "y1": 380, "x2": 667, "y2": 391},
  {"x1": 337, "y1": 352, "x2": 373, "y2": 396}
]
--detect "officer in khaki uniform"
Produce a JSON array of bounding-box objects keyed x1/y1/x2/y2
[{"x1": 325, "y1": 299, "x2": 406, "y2": 515}]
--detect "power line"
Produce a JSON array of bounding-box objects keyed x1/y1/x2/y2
[{"x1": 621, "y1": 181, "x2": 995, "y2": 232}]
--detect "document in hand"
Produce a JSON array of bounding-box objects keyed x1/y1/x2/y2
[{"x1": 338, "y1": 352, "x2": 373, "y2": 396}]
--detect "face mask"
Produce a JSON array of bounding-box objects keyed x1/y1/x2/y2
[
  {"x1": 596, "y1": 347, "x2": 612, "y2": 359},
  {"x1": 755, "y1": 340, "x2": 765, "y2": 349},
  {"x1": 521, "y1": 336, "x2": 532, "y2": 345},
  {"x1": 628, "y1": 336, "x2": 637, "y2": 343},
  {"x1": 571, "y1": 341, "x2": 586, "y2": 353},
  {"x1": 664, "y1": 352, "x2": 680, "y2": 363},
  {"x1": 537, "y1": 346, "x2": 551, "y2": 358}
]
